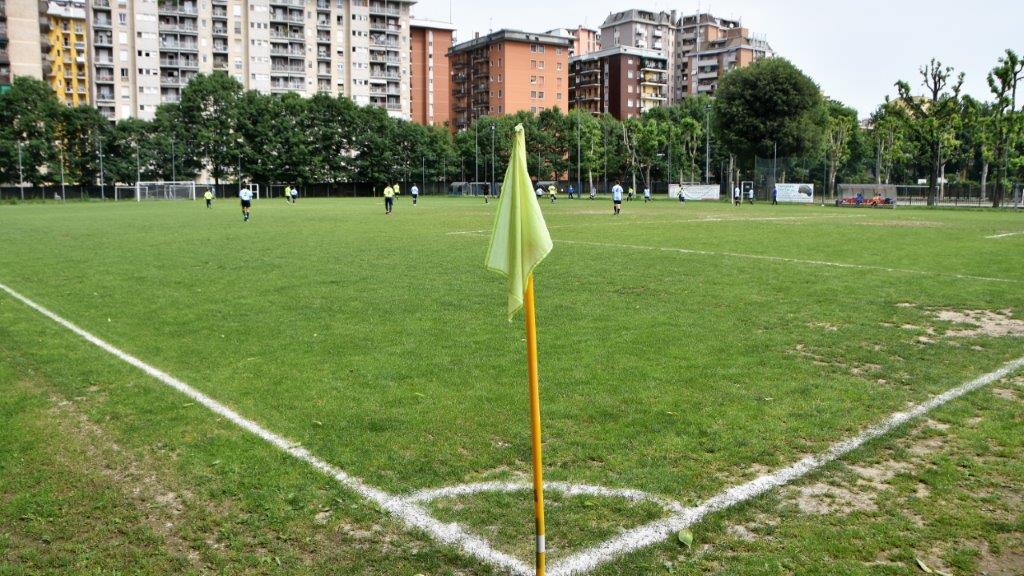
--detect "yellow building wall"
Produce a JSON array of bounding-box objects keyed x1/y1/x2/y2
[{"x1": 47, "y1": 15, "x2": 89, "y2": 105}]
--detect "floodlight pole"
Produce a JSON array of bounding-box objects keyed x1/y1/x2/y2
[
  {"x1": 490, "y1": 124, "x2": 495, "y2": 194},
  {"x1": 135, "y1": 140, "x2": 141, "y2": 201},
  {"x1": 17, "y1": 141, "x2": 25, "y2": 201},
  {"x1": 60, "y1": 148, "x2": 66, "y2": 202},
  {"x1": 97, "y1": 133, "x2": 106, "y2": 201},
  {"x1": 171, "y1": 137, "x2": 176, "y2": 182},
  {"x1": 704, "y1": 104, "x2": 710, "y2": 184},
  {"x1": 576, "y1": 116, "x2": 581, "y2": 198},
  {"x1": 474, "y1": 122, "x2": 479, "y2": 186}
]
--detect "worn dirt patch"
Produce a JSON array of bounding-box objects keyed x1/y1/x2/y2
[
  {"x1": 935, "y1": 309, "x2": 1024, "y2": 338},
  {"x1": 977, "y1": 536, "x2": 1024, "y2": 576},
  {"x1": 790, "y1": 482, "x2": 878, "y2": 514},
  {"x1": 991, "y1": 388, "x2": 1019, "y2": 402}
]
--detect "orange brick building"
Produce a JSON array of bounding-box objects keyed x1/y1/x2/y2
[
  {"x1": 449, "y1": 29, "x2": 571, "y2": 132},
  {"x1": 410, "y1": 19, "x2": 456, "y2": 127}
]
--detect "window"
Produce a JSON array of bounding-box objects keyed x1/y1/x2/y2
[
  {"x1": 530, "y1": 75, "x2": 537, "y2": 84},
  {"x1": 556, "y1": 62, "x2": 562, "y2": 71},
  {"x1": 537, "y1": 61, "x2": 544, "y2": 69},
  {"x1": 537, "y1": 91, "x2": 544, "y2": 99},
  {"x1": 530, "y1": 60, "x2": 536, "y2": 69}
]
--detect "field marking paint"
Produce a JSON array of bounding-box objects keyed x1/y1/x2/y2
[
  {"x1": 547, "y1": 354, "x2": 1024, "y2": 576},
  {"x1": 554, "y1": 238, "x2": 1020, "y2": 284},
  {"x1": 4, "y1": 279, "x2": 1023, "y2": 575},
  {"x1": 0, "y1": 281, "x2": 532, "y2": 576},
  {"x1": 447, "y1": 214, "x2": 860, "y2": 236},
  {"x1": 986, "y1": 231, "x2": 1024, "y2": 239}
]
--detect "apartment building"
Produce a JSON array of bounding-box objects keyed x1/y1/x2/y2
[
  {"x1": 599, "y1": 9, "x2": 676, "y2": 101},
  {"x1": 676, "y1": 13, "x2": 771, "y2": 98},
  {"x1": 449, "y1": 29, "x2": 570, "y2": 132},
  {"x1": 569, "y1": 45, "x2": 666, "y2": 120},
  {"x1": 0, "y1": 0, "x2": 9, "y2": 93},
  {"x1": 409, "y1": 18, "x2": 453, "y2": 127},
  {"x1": 545, "y1": 25, "x2": 599, "y2": 57},
  {"x1": 599, "y1": 9, "x2": 772, "y2": 104},
  {"x1": 3, "y1": 0, "x2": 419, "y2": 120}
]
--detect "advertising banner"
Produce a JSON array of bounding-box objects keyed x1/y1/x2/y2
[
  {"x1": 671, "y1": 184, "x2": 720, "y2": 201},
  {"x1": 775, "y1": 183, "x2": 814, "y2": 204}
]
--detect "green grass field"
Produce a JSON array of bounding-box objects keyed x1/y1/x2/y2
[{"x1": 1, "y1": 196, "x2": 1022, "y2": 575}]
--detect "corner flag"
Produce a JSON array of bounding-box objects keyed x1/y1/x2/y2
[
  {"x1": 485, "y1": 124, "x2": 553, "y2": 319},
  {"x1": 484, "y1": 123, "x2": 552, "y2": 576}
]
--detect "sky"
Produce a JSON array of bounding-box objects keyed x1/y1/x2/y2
[{"x1": 411, "y1": 0, "x2": 1024, "y2": 118}]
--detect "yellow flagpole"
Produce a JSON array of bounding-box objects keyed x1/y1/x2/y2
[{"x1": 523, "y1": 274, "x2": 546, "y2": 576}]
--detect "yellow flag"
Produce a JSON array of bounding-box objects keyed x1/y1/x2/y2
[{"x1": 485, "y1": 124, "x2": 553, "y2": 319}]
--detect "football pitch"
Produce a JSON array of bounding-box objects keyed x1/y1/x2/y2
[{"x1": 1, "y1": 197, "x2": 1022, "y2": 575}]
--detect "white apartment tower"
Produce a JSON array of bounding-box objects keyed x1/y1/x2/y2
[{"x1": 83, "y1": 0, "x2": 414, "y2": 120}]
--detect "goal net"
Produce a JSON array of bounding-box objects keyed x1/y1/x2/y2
[{"x1": 135, "y1": 181, "x2": 197, "y2": 201}]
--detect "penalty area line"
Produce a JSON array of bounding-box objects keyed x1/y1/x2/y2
[
  {"x1": 0, "y1": 280, "x2": 532, "y2": 576},
  {"x1": 986, "y1": 231, "x2": 1024, "y2": 239}
]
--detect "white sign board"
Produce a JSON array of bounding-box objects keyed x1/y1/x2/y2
[
  {"x1": 775, "y1": 183, "x2": 814, "y2": 204},
  {"x1": 671, "y1": 184, "x2": 720, "y2": 201}
]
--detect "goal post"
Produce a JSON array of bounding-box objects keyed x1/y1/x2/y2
[{"x1": 135, "y1": 181, "x2": 197, "y2": 201}]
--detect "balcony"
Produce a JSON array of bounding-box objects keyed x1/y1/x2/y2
[
  {"x1": 270, "y1": 12, "x2": 303, "y2": 24},
  {"x1": 212, "y1": 42, "x2": 228, "y2": 52},
  {"x1": 212, "y1": 27, "x2": 227, "y2": 36},
  {"x1": 95, "y1": 72, "x2": 114, "y2": 82},
  {"x1": 93, "y1": 17, "x2": 111, "y2": 28},
  {"x1": 212, "y1": 7, "x2": 227, "y2": 17},
  {"x1": 270, "y1": 0, "x2": 303, "y2": 7},
  {"x1": 158, "y1": 3, "x2": 197, "y2": 15},
  {"x1": 270, "y1": 46, "x2": 304, "y2": 57},
  {"x1": 93, "y1": 0, "x2": 110, "y2": 6},
  {"x1": 160, "y1": 40, "x2": 199, "y2": 51},
  {"x1": 160, "y1": 57, "x2": 198, "y2": 68},
  {"x1": 94, "y1": 35, "x2": 112, "y2": 46},
  {"x1": 368, "y1": 2, "x2": 399, "y2": 16},
  {"x1": 271, "y1": 64, "x2": 305, "y2": 74},
  {"x1": 96, "y1": 91, "x2": 114, "y2": 101}
]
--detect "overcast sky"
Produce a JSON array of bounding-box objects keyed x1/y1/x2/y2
[{"x1": 411, "y1": 0, "x2": 1024, "y2": 118}]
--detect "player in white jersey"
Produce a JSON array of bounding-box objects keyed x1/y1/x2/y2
[
  {"x1": 611, "y1": 181, "x2": 624, "y2": 215},
  {"x1": 410, "y1": 184, "x2": 419, "y2": 205},
  {"x1": 239, "y1": 188, "x2": 253, "y2": 221}
]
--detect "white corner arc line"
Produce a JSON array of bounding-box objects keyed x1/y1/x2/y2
[
  {"x1": 986, "y1": 231, "x2": 1024, "y2": 239},
  {"x1": 0, "y1": 281, "x2": 532, "y2": 576},
  {"x1": 547, "y1": 355, "x2": 1024, "y2": 576}
]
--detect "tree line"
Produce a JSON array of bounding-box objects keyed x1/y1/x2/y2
[{"x1": 1, "y1": 49, "x2": 1021, "y2": 206}]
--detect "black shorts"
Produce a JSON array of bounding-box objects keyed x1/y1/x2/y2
[
  {"x1": 613, "y1": 199, "x2": 622, "y2": 205},
  {"x1": 241, "y1": 199, "x2": 251, "y2": 208}
]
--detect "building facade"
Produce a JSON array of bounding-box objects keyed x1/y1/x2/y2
[
  {"x1": 545, "y1": 25, "x2": 599, "y2": 57},
  {"x1": 675, "y1": 13, "x2": 771, "y2": 98},
  {"x1": 4, "y1": 0, "x2": 423, "y2": 121},
  {"x1": 409, "y1": 18, "x2": 453, "y2": 127},
  {"x1": 449, "y1": 29, "x2": 570, "y2": 132},
  {"x1": 600, "y1": 9, "x2": 772, "y2": 104},
  {"x1": 569, "y1": 45, "x2": 666, "y2": 120}
]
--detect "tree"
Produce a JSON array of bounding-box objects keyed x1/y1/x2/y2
[
  {"x1": 868, "y1": 99, "x2": 912, "y2": 185},
  {"x1": 985, "y1": 50, "x2": 1023, "y2": 206},
  {"x1": 714, "y1": 58, "x2": 825, "y2": 187},
  {"x1": 823, "y1": 99, "x2": 858, "y2": 198},
  {"x1": 177, "y1": 72, "x2": 243, "y2": 186},
  {"x1": 54, "y1": 105, "x2": 110, "y2": 186},
  {"x1": 0, "y1": 77, "x2": 63, "y2": 186},
  {"x1": 896, "y1": 59, "x2": 964, "y2": 206}
]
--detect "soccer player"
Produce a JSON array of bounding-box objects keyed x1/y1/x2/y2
[
  {"x1": 291, "y1": 186, "x2": 299, "y2": 203},
  {"x1": 643, "y1": 186, "x2": 652, "y2": 203},
  {"x1": 204, "y1": 189, "x2": 214, "y2": 208},
  {"x1": 383, "y1": 184, "x2": 395, "y2": 214},
  {"x1": 567, "y1": 184, "x2": 575, "y2": 199},
  {"x1": 772, "y1": 185, "x2": 779, "y2": 205},
  {"x1": 590, "y1": 186, "x2": 597, "y2": 200},
  {"x1": 239, "y1": 187, "x2": 253, "y2": 221},
  {"x1": 611, "y1": 181, "x2": 623, "y2": 215},
  {"x1": 410, "y1": 183, "x2": 419, "y2": 205},
  {"x1": 747, "y1": 187, "x2": 755, "y2": 205},
  {"x1": 536, "y1": 185, "x2": 544, "y2": 199},
  {"x1": 483, "y1": 183, "x2": 491, "y2": 204},
  {"x1": 628, "y1": 186, "x2": 636, "y2": 202},
  {"x1": 548, "y1": 183, "x2": 557, "y2": 203},
  {"x1": 284, "y1": 185, "x2": 293, "y2": 204},
  {"x1": 733, "y1": 185, "x2": 741, "y2": 206}
]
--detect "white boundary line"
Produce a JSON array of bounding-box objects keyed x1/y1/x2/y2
[
  {"x1": 553, "y1": 238, "x2": 1021, "y2": 284},
  {"x1": 447, "y1": 214, "x2": 860, "y2": 236},
  {"x1": 986, "y1": 231, "x2": 1024, "y2": 239},
  {"x1": 0, "y1": 281, "x2": 532, "y2": 576},
  {"x1": 452, "y1": 231, "x2": 1019, "y2": 284},
  {"x1": 3, "y1": 279, "x2": 1023, "y2": 575}
]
